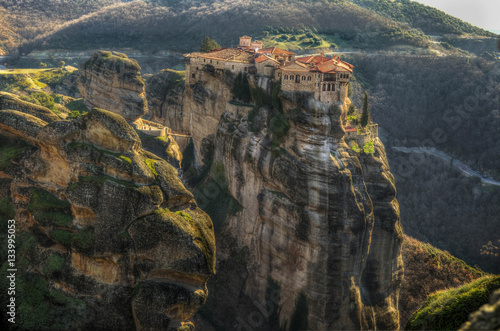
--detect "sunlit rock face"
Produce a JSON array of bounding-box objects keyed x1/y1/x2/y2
[
  {"x1": 77, "y1": 51, "x2": 148, "y2": 122},
  {"x1": 0, "y1": 108, "x2": 215, "y2": 330},
  {"x1": 179, "y1": 66, "x2": 404, "y2": 330}
]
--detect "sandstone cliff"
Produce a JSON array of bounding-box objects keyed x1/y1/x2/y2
[
  {"x1": 177, "y1": 67, "x2": 404, "y2": 329},
  {"x1": 146, "y1": 69, "x2": 188, "y2": 132},
  {"x1": 77, "y1": 51, "x2": 148, "y2": 121},
  {"x1": 0, "y1": 108, "x2": 215, "y2": 330}
]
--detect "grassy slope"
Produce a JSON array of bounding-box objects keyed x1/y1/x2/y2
[
  {"x1": 406, "y1": 275, "x2": 500, "y2": 330},
  {"x1": 400, "y1": 235, "x2": 487, "y2": 327}
]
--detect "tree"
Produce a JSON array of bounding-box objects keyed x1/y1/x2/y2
[
  {"x1": 58, "y1": 60, "x2": 65, "y2": 68},
  {"x1": 361, "y1": 91, "x2": 370, "y2": 127},
  {"x1": 199, "y1": 36, "x2": 220, "y2": 53}
]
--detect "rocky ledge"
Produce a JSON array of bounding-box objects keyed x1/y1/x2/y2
[{"x1": 0, "y1": 107, "x2": 215, "y2": 330}]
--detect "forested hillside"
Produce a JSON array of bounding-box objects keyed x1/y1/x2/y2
[{"x1": 0, "y1": 0, "x2": 495, "y2": 55}]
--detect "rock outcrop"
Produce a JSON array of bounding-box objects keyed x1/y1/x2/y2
[
  {"x1": 77, "y1": 51, "x2": 148, "y2": 121},
  {"x1": 0, "y1": 108, "x2": 215, "y2": 330},
  {"x1": 0, "y1": 91, "x2": 60, "y2": 123},
  {"x1": 145, "y1": 69, "x2": 187, "y2": 132},
  {"x1": 180, "y1": 68, "x2": 404, "y2": 329}
]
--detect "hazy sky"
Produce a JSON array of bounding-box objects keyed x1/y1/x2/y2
[{"x1": 412, "y1": 0, "x2": 500, "y2": 32}]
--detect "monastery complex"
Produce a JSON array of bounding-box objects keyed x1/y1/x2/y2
[{"x1": 184, "y1": 36, "x2": 354, "y2": 104}]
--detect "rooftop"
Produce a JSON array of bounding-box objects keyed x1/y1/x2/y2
[{"x1": 284, "y1": 54, "x2": 354, "y2": 74}]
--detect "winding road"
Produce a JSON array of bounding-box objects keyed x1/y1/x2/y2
[{"x1": 392, "y1": 146, "x2": 500, "y2": 187}]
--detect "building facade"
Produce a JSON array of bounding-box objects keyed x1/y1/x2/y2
[{"x1": 184, "y1": 37, "x2": 354, "y2": 104}]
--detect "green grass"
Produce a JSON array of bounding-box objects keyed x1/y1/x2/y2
[
  {"x1": 71, "y1": 226, "x2": 95, "y2": 254},
  {"x1": 144, "y1": 159, "x2": 158, "y2": 176},
  {"x1": 0, "y1": 141, "x2": 30, "y2": 171},
  {"x1": 0, "y1": 68, "x2": 71, "y2": 92},
  {"x1": 119, "y1": 155, "x2": 132, "y2": 164},
  {"x1": 260, "y1": 28, "x2": 334, "y2": 50},
  {"x1": 0, "y1": 196, "x2": 15, "y2": 221},
  {"x1": 28, "y1": 188, "x2": 70, "y2": 213},
  {"x1": 44, "y1": 254, "x2": 65, "y2": 276},
  {"x1": 406, "y1": 275, "x2": 500, "y2": 330},
  {"x1": 175, "y1": 210, "x2": 192, "y2": 222},
  {"x1": 38, "y1": 212, "x2": 72, "y2": 227},
  {"x1": 65, "y1": 99, "x2": 89, "y2": 113},
  {"x1": 161, "y1": 68, "x2": 185, "y2": 88},
  {"x1": 51, "y1": 229, "x2": 75, "y2": 247}
]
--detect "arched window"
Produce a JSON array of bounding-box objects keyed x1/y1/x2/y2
[
  {"x1": 284, "y1": 75, "x2": 288, "y2": 80},
  {"x1": 232, "y1": 65, "x2": 234, "y2": 70},
  {"x1": 302, "y1": 76, "x2": 306, "y2": 80},
  {"x1": 327, "y1": 84, "x2": 331, "y2": 91},
  {"x1": 332, "y1": 85, "x2": 336, "y2": 91},
  {"x1": 307, "y1": 76, "x2": 311, "y2": 81},
  {"x1": 210, "y1": 59, "x2": 213, "y2": 64},
  {"x1": 290, "y1": 75, "x2": 294, "y2": 80},
  {"x1": 204, "y1": 59, "x2": 206, "y2": 62},
  {"x1": 322, "y1": 84, "x2": 326, "y2": 91}
]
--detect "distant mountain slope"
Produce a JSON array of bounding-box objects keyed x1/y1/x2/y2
[
  {"x1": 350, "y1": 0, "x2": 496, "y2": 37},
  {"x1": 0, "y1": 0, "x2": 494, "y2": 54},
  {"x1": 16, "y1": 0, "x2": 432, "y2": 53},
  {"x1": 0, "y1": 0, "x2": 126, "y2": 53},
  {"x1": 0, "y1": 7, "x2": 18, "y2": 55}
]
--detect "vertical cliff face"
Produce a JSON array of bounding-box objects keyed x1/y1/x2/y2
[
  {"x1": 180, "y1": 68, "x2": 404, "y2": 329},
  {"x1": 77, "y1": 51, "x2": 148, "y2": 122},
  {"x1": 0, "y1": 108, "x2": 215, "y2": 330}
]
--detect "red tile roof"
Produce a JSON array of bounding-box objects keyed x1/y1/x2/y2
[
  {"x1": 257, "y1": 47, "x2": 296, "y2": 55},
  {"x1": 289, "y1": 54, "x2": 354, "y2": 73},
  {"x1": 255, "y1": 55, "x2": 280, "y2": 64},
  {"x1": 345, "y1": 126, "x2": 357, "y2": 132}
]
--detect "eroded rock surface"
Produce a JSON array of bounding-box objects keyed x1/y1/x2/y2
[
  {"x1": 77, "y1": 51, "x2": 148, "y2": 121},
  {"x1": 0, "y1": 108, "x2": 215, "y2": 330}
]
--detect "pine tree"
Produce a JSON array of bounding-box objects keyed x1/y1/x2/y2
[
  {"x1": 361, "y1": 91, "x2": 370, "y2": 127},
  {"x1": 199, "y1": 36, "x2": 220, "y2": 53}
]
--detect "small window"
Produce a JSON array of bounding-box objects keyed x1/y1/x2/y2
[
  {"x1": 284, "y1": 75, "x2": 288, "y2": 80},
  {"x1": 322, "y1": 84, "x2": 326, "y2": 91},
  {"x1": 327, "y1": 84, "x2": 331, "y2": 91},
  {"x1": 204, "y1": 59, "x2": 206, "y2": 62},
  {"x1": 192, "y1": 74, "x2": 195, "y2": 78},
  {"x1": 290, "y1": 75, "x2": 294, "y2": 80},
  {"x1": 210, "y1": 59, "x2": 212, "y2": 64},
  {"x1": 244, "y1": 67, "x2": 247, "y2": 71},
  {"x1": 196, "y1": 67, "x2": 199, "y2": 70},
  {"x1": 307, "y1": 76, "x2": 311, "y2": 81},
  {"x1": 232, "y1": 65, "x2": 235, "y2": 70},
  {"x1": 302, "y1": 76, "x2": 305, "y2": 81},
  {"x1": 332, "y1": 85, "x2": 336, "y2": 91}
]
